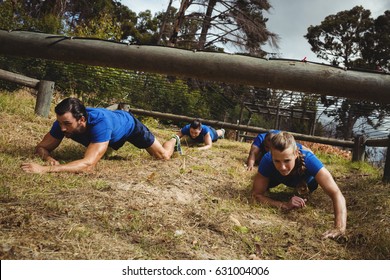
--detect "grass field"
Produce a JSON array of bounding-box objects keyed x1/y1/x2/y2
[{"x1": 1, "y1": 90, "x2": 389, "y2": 260}]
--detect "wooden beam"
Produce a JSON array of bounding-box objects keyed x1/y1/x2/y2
[
  {"x1": 365, "y1": 137, "x2": 389, "y2": 147},
  {"x1": 1, "y1": 30, "x2": 390, "y2": 103},
  {"x1": 0, "y1": 68, "x2": 39, "y2": 88}
]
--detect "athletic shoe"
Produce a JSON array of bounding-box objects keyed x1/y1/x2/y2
[
  {"x1": 173, "y1": 135, "x2": 183, "y2": 155},
  {"x1": 219, "y1": 128, "x2": 225, "y2": 139}
]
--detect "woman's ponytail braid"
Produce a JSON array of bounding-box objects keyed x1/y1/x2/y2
[{"x1": 296, "y1": 150, "x2": 306, "y2": 176}]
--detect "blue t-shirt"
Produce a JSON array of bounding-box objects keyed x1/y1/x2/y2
[
  {"x1": 181, "y1": 124, "x2": 218, "y2": 143},
  {"x1": 253, "y1": 130, "x2": 281, "y2": 154},
  {"x1": 258, "y1": 147, "x2": 323, "y2": 188},
  {"x1": 253, "y1": 130, "x2": 305, "y2": 154},
  {"x1": 50, "y1": 108, "x2": 135, "y2": 150}
]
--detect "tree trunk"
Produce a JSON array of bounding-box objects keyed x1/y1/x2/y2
[
  {"x1": 341, "y1": 114, "x2": 358, "y2": 140},
  {"x1": 157, "y1": 0, "x2": 173, "y2": 45},
  {"x1": 168, "y1": 0, "x2": 191, "y2": 46},
  {"x1": 198, "y1": 0, "x2": 217, "y2": 50}
]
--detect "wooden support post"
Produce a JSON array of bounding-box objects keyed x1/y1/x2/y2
[
  {"x1": 247, "y1": 111, "x2": 252, "y2": 126},
  {"x1": 238, "y1": 103, "x2": 245, "y2": 142},
  {"x1": 352, "y1": 135, "x2": 366, "y2": 162},
  {"x1": 35, "y1": 80, "x2": 54, "y2": 117},
  {"x1": 309, "y1": 112, "x2": 316, "y2": 136},
  {"x1": 274, "y1": 105, "x2": 280, "y2": 129},
  {"x1": 276, "y1": 114, "x2": 281, "y2": 130},
  {"x1": 235, "y1": 120, "x2": 240, "y2": 142},
  {"x1": 382, "y1": 136, "x2": 390, "y2": 183},
  {"x1": 241, "y1": 111, "x2": 252, "y2": 142}
]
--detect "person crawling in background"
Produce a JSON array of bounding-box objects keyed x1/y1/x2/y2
[
  {"x1": 252, "y1": 131, "x2": 347, "y2": 239},
  {"x1": 246, "y1": 130, "x2": 280, "y2": 171},
  {"x1": 175, "y1": 119, "x2": 225, "y2": 150},
  {"x1": 21, "y1": 97, "x2": 181, "y2": 174}
]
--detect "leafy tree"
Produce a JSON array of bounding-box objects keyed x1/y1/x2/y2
[
  {"x1": 0, "y1": 0, "x2": 63, "y2": 32},
  {"x1": 0, "y1": 0, "x2": 139, "y2": 40},
  {"x1": 305, "y1": 6, "x2": 390, "y2": 139},
  {"x1": 71, "y1": 12, "x2": 122, "y2": 40},
  {"x1": 319, "y1": 97, "x2": 388, "y2": 139},
  {"x1": 125, "y1": 10, "x2": 160, "y2": 44},
  {"x1": 360, "y1": 10, "x2": 390, "y2": 71},
  {"x1": 305, "y1": 6, "x2": 373, "y2": 67},
  {"x1": 0, "y1": 0, "x2": 140, "y2": 98}
]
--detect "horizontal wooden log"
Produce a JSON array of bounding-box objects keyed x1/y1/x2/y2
[
  {"x1": 127, "y1": 107, "x2": 355, "y2": 148},
  {"x1": 1, "y1": 30, "x2": 390, "y2": 103},
  {"x1": 242, "y1": 134, "x2": 389, "y2": 148},
  {"x1": 365, "y1": 137, "x2": 389, "y2": 147},
  {"x1": 0, "y1": 68, "x2": 39, "y2": 88}
]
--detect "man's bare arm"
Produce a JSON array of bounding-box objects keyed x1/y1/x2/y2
[
  {"x1": 198, "y1": 133, "x2": 213, "y2": 150},
  {"x1": 22, "y1": 141, "x2": 109, "y2": 173},
  {"x1": 247, "y1": 145, "x2": 261, "y2": 171},
  {"x1": 35, "y1": 132, "x2": 62, "y2": 165}
]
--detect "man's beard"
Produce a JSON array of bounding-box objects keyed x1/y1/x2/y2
[{"x1": 64, "y1": 126, "x2": 84, "y2": 138}]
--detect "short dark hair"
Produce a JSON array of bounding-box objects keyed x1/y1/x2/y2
[
  {"x1": 190, "y1": 119, "x2": 202, "y2": 129},
  {"x1": 55, "y1": 97, "x2": 87, "y2": 120}
]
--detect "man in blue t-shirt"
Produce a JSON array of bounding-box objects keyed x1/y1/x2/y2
[
  {"x1": 21, "y1": 98, "x2": 181, "y2": 174},
  {"x1": 176, "y1": 119, "x2": 225, "y2": 150}
]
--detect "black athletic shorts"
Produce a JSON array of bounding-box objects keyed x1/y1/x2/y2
[{"x1": 126, "y1": 112, "x2": 155, "y2": 149}]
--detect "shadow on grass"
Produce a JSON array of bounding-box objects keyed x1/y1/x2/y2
[
  {"x1": 1, "y1": 143, "x2": 84, "y2": 162},
  {"x1": 209, "y1": 182, "x2": 253, "y2": 204},
  {"x1": 1, "y1": 145, "x2": 35, "y2": 160}
]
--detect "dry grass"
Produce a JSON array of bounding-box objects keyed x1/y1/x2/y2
[{"x1": 1, "y1": 90, "x2": 389, "y2": 260}]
